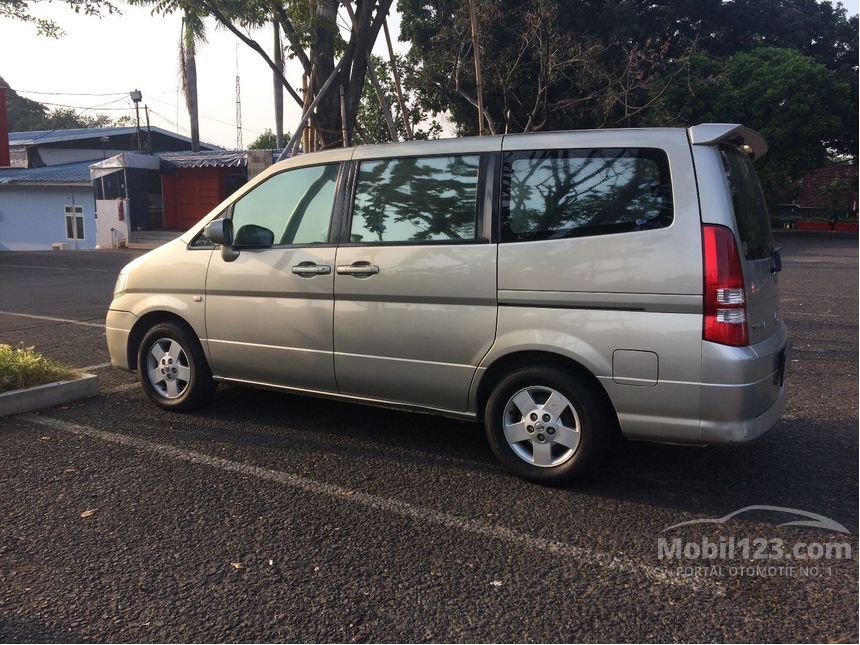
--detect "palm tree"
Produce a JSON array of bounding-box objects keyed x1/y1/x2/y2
[
  {"x1": 179, "y1": 10, "x2": 206, "y2": 152},
  {"x1": 272, "y1": 14, "x2": 284, "y2": 149},
  {"x1": 130, "y1": 1, "x2": 206, "y2": 152}
]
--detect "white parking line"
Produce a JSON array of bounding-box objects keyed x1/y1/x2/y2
[
  {"x1": 0, "y1": 264, "x2": 107, "y2": 272},
  {"x1": 784, "y1": 311, "x2": 839, "y2": 318},
  {"x1": 22, "y1": 413, "x2": 722, "y2": 594},
  {"x1": 0, "y1": 310, "x2": 105, "y2": 328},
  {"x1": 78, "y1": 362, "x2": 113, "y2": 372}
]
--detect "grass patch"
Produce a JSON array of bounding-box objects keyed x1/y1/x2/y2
[{"x1": 0, "y1": 344, "x2": 75, "y2": 393}]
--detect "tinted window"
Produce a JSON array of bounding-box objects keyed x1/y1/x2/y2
[
  {"x1": 501, "y1": 148, "x2": 673, "y2": 242},
  {"x1": 350, "y1": 155, "x2": 480, "y2": 243},
  {"x1": 231, "y1": 164, "x2": 339, "y2": 247},
  {"x1": 720, "y1": 145, "x2": 772, "y2": 260}
]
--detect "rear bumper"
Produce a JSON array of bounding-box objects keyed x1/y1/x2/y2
[
  {"x1": 106, "y1": 308, "x2": 137, "y2": 371},
  {"x1": 700, "y1": 380, "x2": 787, "y2": 444},
  {"x1": 699, "y1": 321, "x2": 790, "y2": 444}
]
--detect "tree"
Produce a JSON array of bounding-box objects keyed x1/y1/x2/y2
[
  {"x1": 179, "y1": 10, "x2": 206, "y2": 152},
  {"x1": 353, "y1": 55, "x2": 436, "y2": 144},
  {"x1": 648, "y1": 48, "x2": 853, "y2": 201},
  {"x1": 248, "y1": 128, "x2": 290, "y2": 149},
  {"x1": 196, "y1": 0, "x2": 393, "y2": 149},
  {"x1": 400, "y1": 0, "x2": 696, "y2": 135},
  {"x1": 0, "y1": 76, "x2": 48, "y2": 130},
  {"x1": 402, "y1": 0, "x2": 857, "y2": 203},
  {"x1": 129, "y1": 1, "x2": 206, "y2": 152},
  {"x1": 0, "y1": 0, "x2": 117, "y2": 36},
  {"x1": 41, "y1": 107, "x2": 114, "y2": 129},
  {"x1": 0, "y1": 78, "x2": 125, "y2": 130}
]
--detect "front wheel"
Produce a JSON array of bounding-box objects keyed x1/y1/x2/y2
[
  {"x1": 484, "y1": 366, "x2": 613, "y2": 484},
  {"x1": 137, "y1": 322, "x2": 215, "y2": 411}
]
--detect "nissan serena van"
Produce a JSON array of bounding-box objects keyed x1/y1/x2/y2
[{"x1": 106, "y1": 123, "x2": 789, "y2": 484}]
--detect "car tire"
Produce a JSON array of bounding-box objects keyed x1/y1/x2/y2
[
  {"x1": 137, "y1": 322, "x2": 216, "y2": 411},
  {"x1": 484, "y1": 366, "x2": 614, "y2": 484}
]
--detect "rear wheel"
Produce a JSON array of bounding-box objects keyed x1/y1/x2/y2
[
  {"x1": 137, "y1": 322, "x2": 215, "y2": 411},
  {"x1": 484, "y1": 366, "x2": 613, "y2": 484}
]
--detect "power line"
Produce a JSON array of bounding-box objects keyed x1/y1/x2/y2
[
  {"x1": 13, "y1": 89, "x2": 128, "y2": 97},
  {"x1": 16, "y1": 85, "x2": 266, "y2": 139},
  {"x1": 148, "y1": 96, "x2": 264, "y2": 136},
  {"x1": 146, "y1": 107, "x2": 191, "y2": 135},
  {"x1": 38, "y1": 101, "x2": 134, "y2": 111}
]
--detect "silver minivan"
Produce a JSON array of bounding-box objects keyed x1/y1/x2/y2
[{"x1": 106, "y1": 123, "x2": 789, "y2": 483}]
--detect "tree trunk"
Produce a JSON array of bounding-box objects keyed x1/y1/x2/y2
[
  {"x1": 273, "y1": 14, "x2": 284, "y2": 148},
  {"x1": 183, "y1": 18, "x2": 200, "y2": 153},
  {"x1": 311, "y1": 0, "x2": 339, "y2": 147}
]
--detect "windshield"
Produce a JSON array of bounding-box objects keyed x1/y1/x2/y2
[{"x1": 720, "y1": 145, "x2": 773, "y2": 260}]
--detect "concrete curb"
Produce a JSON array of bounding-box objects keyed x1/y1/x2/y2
[{"x1": 0, "y1": 373, "x2": 99, "y2": 417}]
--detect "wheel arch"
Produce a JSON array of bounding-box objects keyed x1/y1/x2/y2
[
  {"x1": 127, "y1": 311, "x2": 203, "y2": 372},
  {"x1": 472, "y1": 350, "x2": 619, "y2": 427}
]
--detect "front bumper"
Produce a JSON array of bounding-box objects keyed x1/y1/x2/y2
[{"x1": 105, "y1": 309, "x2": 138, "y2": 371}]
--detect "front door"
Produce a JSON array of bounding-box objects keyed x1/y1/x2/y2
[
  {"x1": 205, "y1": 163, "x2": 342, "y2": 392},
  {"x1": 333, "y1": 153, "x2": 498, "y2": 412}
]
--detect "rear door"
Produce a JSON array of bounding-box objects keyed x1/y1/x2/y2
[
  {"x1": 718, "y1": 144, "x2": 781, "y2": 344},
  {"x1": 332, "y1": 147, "x2": 499, "y2": 412}
]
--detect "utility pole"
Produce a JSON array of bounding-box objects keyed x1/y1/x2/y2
[
  {"x1": 235, "y1": 45, "x2": 244, "y2": 149},
  {"x1": 466, "y1": 0, "x2": 485, "y2": 135},
  {"x1": 130, "y1": 89, "x2": 143, "y2": 151},
  {"x1": 144, "y1": 105, "x2": 153, "y2": 153}
]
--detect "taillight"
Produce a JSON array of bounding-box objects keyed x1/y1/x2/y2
[{"x1": 703, "y1": 224, "x2": 748, "y2": 346}]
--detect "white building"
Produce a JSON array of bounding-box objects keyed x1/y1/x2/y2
[{"x1": 0, "y1": 126, "x2": 219, "y2": 251}]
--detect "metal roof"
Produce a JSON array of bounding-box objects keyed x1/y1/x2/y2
[
  {"x1": 159, "y1": 150, "x2": 246, "y2": 168},
  {"x1": 0, "y1": 160, "x2": 93, "y2": 185},
  {"x1": 8, "y1": 126, "x2": 221, "y2": 151}
]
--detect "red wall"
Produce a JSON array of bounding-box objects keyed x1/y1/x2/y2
[{"x1": 162, "y1": 167, "x2": 228, "y2": 230}]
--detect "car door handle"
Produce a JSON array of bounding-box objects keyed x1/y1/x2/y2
[
  {"x1": 336, "y1": 262, "x2": 380, "y2": 276},
  {"x1": 291, "y1": 263, "x2": 331, "y2": 276}
]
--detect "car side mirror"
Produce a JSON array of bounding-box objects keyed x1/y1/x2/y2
[{"x1": 203, "y1": 218, "x2": 240, "y2": 262}]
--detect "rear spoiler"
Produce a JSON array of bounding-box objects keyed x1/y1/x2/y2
[{"x1": 688, "y1": 124, "x2": 768, "y2": 160}]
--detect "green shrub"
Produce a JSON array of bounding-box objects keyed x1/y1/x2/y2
[{"x1": 0, "y1": 344, "x2": 75, "y2": 393}]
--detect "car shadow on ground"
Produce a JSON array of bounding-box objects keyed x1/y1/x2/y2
[{"x1": 174, "y1": 382, "x2": 858, "y2": 532}]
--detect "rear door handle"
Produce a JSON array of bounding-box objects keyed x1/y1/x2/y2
[
  {"x1": 291, "y1": 263, "x2": 331, "y2": 276},
  {"x1": 336, "y1": 262, "x2": 380, "y2": 276}
]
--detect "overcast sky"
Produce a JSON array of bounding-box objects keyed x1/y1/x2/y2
[{"x1": 0, "y1": 1, "x2": 856, "y2": 149}]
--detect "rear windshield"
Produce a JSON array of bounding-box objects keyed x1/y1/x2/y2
[{"x1": 720, "y1": 145, "x2": 772, "y2": 260}]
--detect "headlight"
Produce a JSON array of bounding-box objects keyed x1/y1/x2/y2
[{"x1": 114, "y1": 271, "x2": 129, "y2": 297}]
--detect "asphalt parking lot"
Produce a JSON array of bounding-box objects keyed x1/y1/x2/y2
[{"x1": 0, "y1": 234, "x2": 857, "y2": 643}]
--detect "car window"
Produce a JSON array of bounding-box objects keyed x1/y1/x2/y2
[
  {"x1": 350, "y1": 155, "x2": 480, "y2": 243},
  {"x1": 231, "y1": 163, "x2": 339, "y2": 247},
  {"x1": 720, "y1": 145, "x2": 773, "y2": 260},
  {"x1": 501, "y1": 148, "x2": 673, "y2": 242}
]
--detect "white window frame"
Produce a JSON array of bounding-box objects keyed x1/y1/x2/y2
[{"x1": 64, "y1": 205, "x2": 84, "y2": 241}]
